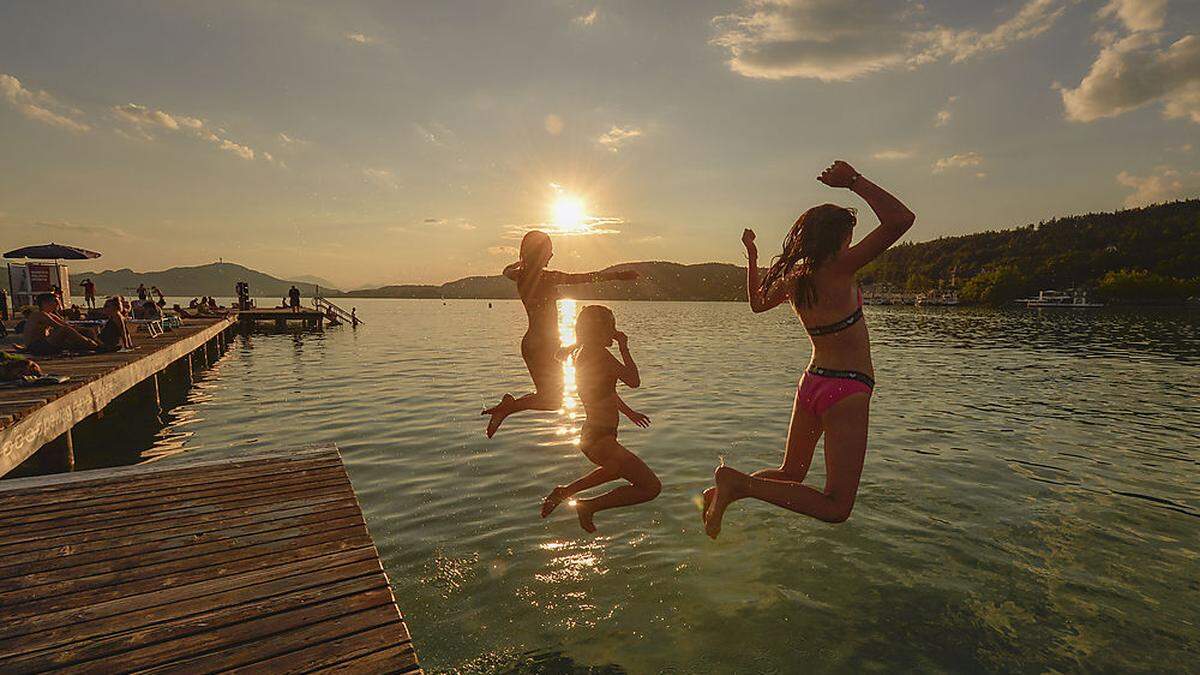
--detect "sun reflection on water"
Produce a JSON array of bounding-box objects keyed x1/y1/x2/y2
[{"x1": 557, "y1": 299, "x2": 581, "y2": 447}]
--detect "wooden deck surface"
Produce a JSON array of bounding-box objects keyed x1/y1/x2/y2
[
  {"x1": 0, "y1": 445, "x2": 420, "y2": 674},
  {"x1": 236, "y1": 308, "x2": 325, "y2": 320},
  {"x1": 0, "y1": 317, "x2": 234, "y2": 477}
]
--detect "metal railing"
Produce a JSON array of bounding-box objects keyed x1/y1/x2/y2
[{"x1": 311, "y1": 295, "x2": 362, "y2": 325}]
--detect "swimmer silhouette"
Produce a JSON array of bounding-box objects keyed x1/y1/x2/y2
[
  {"x1": 482, "y1": 231, "x2": 637, "y2": 437},
  {"x1": 703, "y1": 161, "x2": 915, "y2": 537}
]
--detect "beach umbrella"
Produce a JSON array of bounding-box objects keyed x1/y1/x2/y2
[{"x1": 4, "y1": 243, "x2": 102, "y2": 260}]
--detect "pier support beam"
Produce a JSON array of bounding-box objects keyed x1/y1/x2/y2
[{"x1": 37, "y1": 429, "x2": 74, "y2": 473}]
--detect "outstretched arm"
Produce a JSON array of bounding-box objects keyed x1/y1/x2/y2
[
  {"x1": 743, "y1": 229, "x2": 788, "y2": 313},
  {"x1": 546, "y1": 269, "x2": 638, "y2": 286},
  {"x1": 616, "y1": 394, "x2": 651, "y2": 428},
  {"x1": 818, "y1": 161, "x2": 915, "y2": 272},
  {"x1": 612, "y1": 331, "x2": 640, "y2": 388}
]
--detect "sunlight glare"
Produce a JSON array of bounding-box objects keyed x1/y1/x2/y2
[{"x1": 551, "y1": 196, "x2": 587, "y2": 232}]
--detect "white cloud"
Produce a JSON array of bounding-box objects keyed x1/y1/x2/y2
[
  {"x1": 1099, "y1": 0, "x2": 1168, "y2": 33},
  {"x1": 488, "y1": 245, "x2": 518, "y2": 257},
  {"x1": 363, "y1": 168, "x2": 399, "y2": 190},
  {"x1": 345, "y1": 32, "x2": 378, "y2": 45},
  {"x1": 544, "y1": 114, "x2": 564, "y2": 136},
  {"x1": 574, "y1": 8, "x2": 599, "y2": 26},
  {"x1": 112, "y1": 102, "x2": 266, "y2": 160},
  {"x1": 932, "y1": 151, "x2": 983, "y2": 173},
  {"x1": 1062, "y1": 33, "x2": 1200, "y2": 124},
  {"x1": 597, "y1": 125, "x2": 643, "y2": 152},
  {"x1": 0, "y1": 73, "x2": 91, "y2": 133},
  {"x1": 710, "y1": 0, "x2": 1065, "y2": 81},
  {"x1": 935, "y1": 95, "x2": 958, "y2": 127},
  {"x1": 415, "y1": 122, "x2": 456, "y2": 146},
  {"x1": 278, "y1": 132, "x2": 310, "y2": 147},
  {"x1": 872, "y1": 149, "x2": 913, "y2": 160},
  {"x1": 1117, "y1": 165, "x2": 1200, "y2": 207}
]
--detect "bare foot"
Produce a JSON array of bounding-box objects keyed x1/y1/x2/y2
[
  {"x1": 541, "y1": 486, "x2": 570, "y2": 518},
  {"x1": 482, "y1": 394, "x2": 515, "y2": 438},
  {"x1": 704, "y1": 466, "x2": 744, "y2": 540},
  {"x1": 701, "y1": 488, "x2": 716, "y2": 526},
  {"x1": 575, "y1": 501, "x2": 597, "y2": 533}
]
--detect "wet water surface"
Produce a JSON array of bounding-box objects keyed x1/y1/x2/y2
[{"x1": 43, "y1": 300, "x2": 1200, "y2": 672}]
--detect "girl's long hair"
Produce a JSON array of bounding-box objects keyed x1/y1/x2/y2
[
  {"x1": 759, "y1": 204, "x2": 856, "y2": 308},
  {"x1": 514, "y1": 230, "x2": 552, "y2": 294}
]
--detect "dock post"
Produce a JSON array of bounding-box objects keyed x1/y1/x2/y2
[
  {"x1": 151, "y1": 372, "x2": 162, "y2": 415},
  {"x1": 37, "y1": 429, "x2": 75, "y2": 473},
  {"x1": 184, "y1": 353, "x2": 193, "y2": 385}
]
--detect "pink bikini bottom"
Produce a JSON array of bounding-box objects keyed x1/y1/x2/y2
[{"x1": 797, "y1": 367, "x2": 875, "y2": 417}]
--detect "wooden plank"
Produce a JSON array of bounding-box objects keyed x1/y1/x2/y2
[
  {"x1": 0, "y1": 548, "x2": 381, "y2": 642},
  {"x1": 0, "y1": 468, "x2": 351, "y2": 538},
  {"x1": 0, "y1": 447, "x2": 419, "y2": 673},
  {"x1": 0, "y1": 453, "x2": 344, "y2": 517},
  {"x1": 0, "y1": 445, "x2": 338, "y2": 505},
  {"x1": 235, "y1": 622, "x2": 418, "y2": 674},
  {"x1": 0, "y1": 317, "x2": 234, "y2": 476}
]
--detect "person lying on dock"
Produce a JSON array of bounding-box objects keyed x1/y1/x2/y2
[
  {"x1": 540, "y1": 305, "x2": 660, "y2": 533},
  {"x1": 99, "y1": 297, "x2": 134, "y2": 350},
  {"x1": 21, "y1": 293, "x2": 100, "y2": 356}
]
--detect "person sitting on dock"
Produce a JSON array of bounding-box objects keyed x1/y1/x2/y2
[
  {"x1": 0, "y1": 351, "x2": 42, "y2": 380},
  {"x1": 288, "y1": 285, "x2": 301, "y2": 313},
  {"x1": 21, "y1": 293, "x2": 100, "y2": 356},
  {"x1": 98, "y1": 296, "x2": 134, "y2": 350},
  {"x1": 151, "y1": 286, "x2": 167, "y2": 307}
]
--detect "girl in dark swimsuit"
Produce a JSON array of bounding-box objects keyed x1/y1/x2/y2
[
  {"x1": 483, "y1": 231, "x2": 637, "y2": 437},
  {"x1": 702, "y1": 161, "x2": 915, "y2": 537}
]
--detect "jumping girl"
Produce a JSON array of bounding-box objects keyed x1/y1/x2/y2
[
  {"x1": 540, "y1": 305, "x2": 661, "y2": 532},
  {"x1": 702, "y1": 161, "x2": 915, "y2": 537},
  {"x1": 483, "y1": 231, "x2": 637, "y2": 437}
]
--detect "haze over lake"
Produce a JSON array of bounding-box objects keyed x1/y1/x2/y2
[{"x1": 60, "y1": 299, "x2": 1200, "y2": 673}]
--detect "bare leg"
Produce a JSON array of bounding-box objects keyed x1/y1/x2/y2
[
  {"x1": 542, "y1": 465, "x2": 621, "y2": 518},
  {"x1": 705, "y1": 394, "x2": 868, "y2": 538},
  {"x1": 482, "y1": 390, "x2": 563, "y2": 438},
  {"x1": 575, "y1": 440, "x2": 661, "y2": 533},
  {"x1": 702, "y1": 389, "x2": 822, "y2": 521}
]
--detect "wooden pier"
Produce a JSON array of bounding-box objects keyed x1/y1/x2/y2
[
  {"x1": 236, "y1": 308, "x2": 325, "y2": 330},
  {"x1": 0, "y1": 316, "x2": 236, "y2": 477},
  {"x1": 0, "y1": 445, "x2": 419, "y2": 673}
]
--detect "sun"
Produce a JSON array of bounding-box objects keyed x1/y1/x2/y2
[{"x1": 551, "y1": 195, "x2": 587, "y2": 232}]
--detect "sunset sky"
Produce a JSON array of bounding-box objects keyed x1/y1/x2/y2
[{"x1": 2, "y1": 0, "x2": 1197, "y2": 289}]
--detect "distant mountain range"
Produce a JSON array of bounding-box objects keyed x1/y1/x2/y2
[
  {"x1": 68, "y1": 262, "x2": 338, "y2": 298},
  {"x1": 58, "y1": 200, "x2": 1198, "y2": 305},
  {"x1": 338, "y1": 262, "x2": 747, "y2": 301}
]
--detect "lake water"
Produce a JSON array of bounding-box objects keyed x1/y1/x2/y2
[{"x1": 44, "y1": 299, "x2": 1200, "y2": 672}]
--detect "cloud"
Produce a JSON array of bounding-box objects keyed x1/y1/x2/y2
[
  {"x1": 932, "y1": 151, "x2": 983, "y2": 173},
  {"x1": 710, "y1": 0, "x2": 1065, "y2": 81},
  {"x1": 544, "y1": 114, "x2": 564, "y2": 136},
  {"x1": 935, "y1": 95, "x2": 958, "y2": 127},
  {"x1": 1062, "y1": 33, "x2": 1200, "y2": 124},
  {"x1": 872, "y1": 149, "x2": 913, "y2": 160},
  {"x1": 574, "y1": 8, "x2": 599, "y2": 26},
  {"x1": 112, "y1": 102, "x2": 268, "y2": 160},
  {"x1": 0, "y1": 73, "x2": 91, "y2": 133},
  {"x1": 597, "y1": 125, "x2": 643, "y2": 152},
  {"x1": 423, "y1": 217, "x2": 475, "y2": 230},
  {"x1": 7, "y1": 220, "x2": 131, "y2": 239},
  {"x1": 1099, "y1": 0, "x2": 1167, "y2": 33},
  {"x1": 345, "y1": 32, "x2": 378, "y2": 45},
  {"x1": 1116, "y1": 165, "x2": 1200, "y2": 207},
  {"x1": 278, "y1": 132, "x2": 310, "y2": 147},
  {"x1": 414, "y1": 122, "x2": 456, "y2": 146},
  {"x1": 488, "y1": 245, "x2": 519, "y2": 257},
  {"x1": 509, "y1": 216, "x2": 624, "y2": 238},
  {"x1": 362, "y1": 168, "x2": 399, "y2": 190}
]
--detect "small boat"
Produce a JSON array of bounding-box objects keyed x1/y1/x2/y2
[{"x1": 1018, "y1": 289, "x2": 1103, "y2": 308}]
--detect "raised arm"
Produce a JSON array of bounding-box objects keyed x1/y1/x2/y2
[
  {"x1": 819, "y1": 161, "x2": 915, "y2": 272},
  {"x1": 502, "y1": 261, "x2": 522, "y2": 281},
  {"x1": 545, "y1": 268, "x2": 638, "y2": 286},
  {"x1": 611, "y1": 330, "x2": 640, "y2": 388},
  {"x1": 742, "y1": 229, "x2": 788, "y2": 313}
]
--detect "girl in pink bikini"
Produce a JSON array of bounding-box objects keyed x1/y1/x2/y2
[{"x1": 702, "y1": 161, "x2": 915, "y2": 537}]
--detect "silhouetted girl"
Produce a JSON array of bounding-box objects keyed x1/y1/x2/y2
[
  {"x1": 483, "y1": 231, "x2": 636, "y2": 437},
  {"x1": 540, "y1": 305, "x2": 660, "y2": 532},
  {"x1": 703, "y1": 161, "x2": 915, "y2": 537}
]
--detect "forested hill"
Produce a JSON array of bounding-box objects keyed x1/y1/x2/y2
[{"x1": 859, "y1": 199, "x2": 1200, "y2": 303}]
